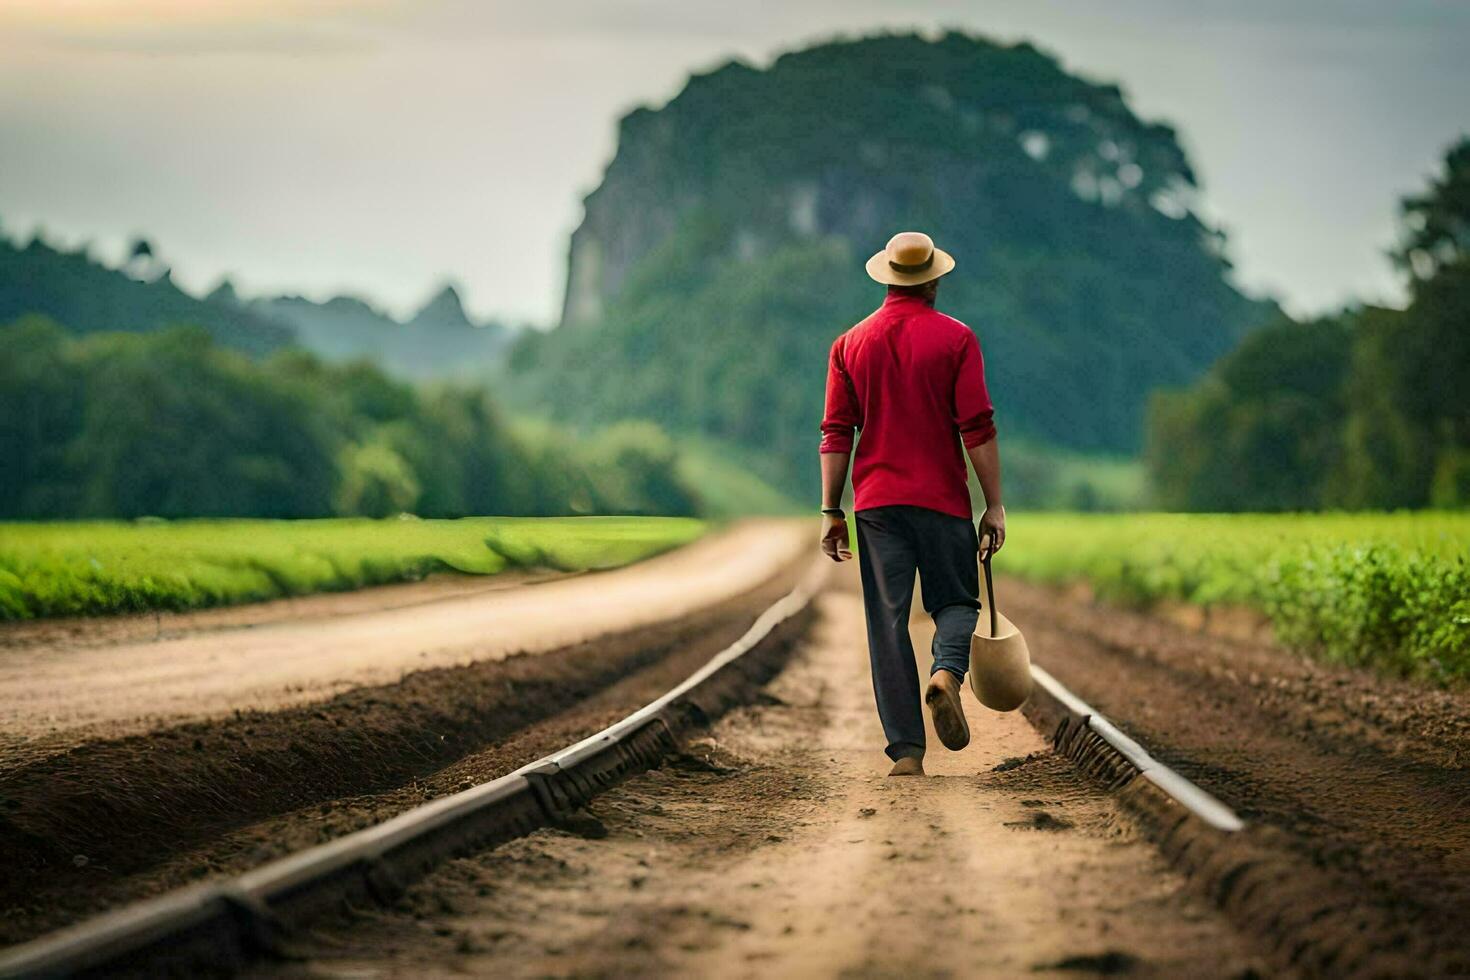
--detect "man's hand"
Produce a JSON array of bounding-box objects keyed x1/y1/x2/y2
[
  {"x1": 821, "y1": 514, "x2": 853, "y2": 562},
  {"x1": 979, "y1": 504, "x2": 1006, "y2": 559}
]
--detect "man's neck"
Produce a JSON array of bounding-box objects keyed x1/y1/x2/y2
[{"x1": 885, "y1": 289, "x2": 936, "y2": 308}]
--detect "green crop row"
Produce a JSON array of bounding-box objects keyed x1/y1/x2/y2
[
  {"x1": 0, "y1": 516, "x2": 706, "y2": 620},
  {"x1": 1001, "y1": 512, "x2": 1470, "y2": 684}
]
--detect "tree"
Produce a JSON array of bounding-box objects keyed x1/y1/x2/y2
[
  {"x1": 0, "y1": 317, "x2": 85, "y2": 516},
  {"x1": 1148, "y1": 135, "x2": 1470, "y2": 511},
  {"x1": 0, "y1": 320, "x2": 703, "y2": 520},
  {"x1": 1395, "y1": 137, "x2": 1470, "y2": 283},
  {"x1": 1332, "y1": 139, "x2": 1470, "y2": 507},
  {"x1": 1148, "y1": 315, "x2": 1350, "y2": 510},
  {"x1": 334, "y1": 442, "x2": 421, "y2": 518}
]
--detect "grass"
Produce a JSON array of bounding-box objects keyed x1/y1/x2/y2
[
  {"x1": 1002, "y1": 511, "x2": 1470, "y2": 684},
  {"x1": 0, "y1": 516, "x2": 707, "y2": 620},
  {"x1": 994, "y1": 438, "x2": 1149, "y2": 511},
  {"x1": 674, "y1": 437, "x2": 802, "y2": 517}
]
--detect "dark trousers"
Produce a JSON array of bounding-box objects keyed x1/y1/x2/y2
[{"x1": 855, "y1": 505, "x2": 981, "y2": 761}]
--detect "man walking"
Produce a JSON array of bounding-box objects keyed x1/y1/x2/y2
[{"x1": 819, "y1": 231, "x2": 1005, "y2": 777}]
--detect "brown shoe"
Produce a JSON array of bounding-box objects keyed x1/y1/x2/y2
[
  {"x1": 888, "y1": 756, "x2": 925, "y2": 777},
  {"x1": 925, "y1": 670, "x2": 970, "y2": 751}
]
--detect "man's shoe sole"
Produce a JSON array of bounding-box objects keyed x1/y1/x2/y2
[{"x1": 925, "y1": 680, "x2": 970, "y2": 751}]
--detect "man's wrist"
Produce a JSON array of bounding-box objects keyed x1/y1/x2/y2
[{"x1": 821, "y1": 506, "x2": 845, "y2": 518}]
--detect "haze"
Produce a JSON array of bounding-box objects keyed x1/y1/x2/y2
[{"x1": 1, "y1": 0, "x2": 1466, "y2": 323}]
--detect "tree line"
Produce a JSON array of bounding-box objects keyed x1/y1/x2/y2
[
  {"x1": 0, "y1": 318, "x2": 700, "y2": 520},
  {"x1": 1148, "y1": 137, "x2": 1470, "y2": 511}
]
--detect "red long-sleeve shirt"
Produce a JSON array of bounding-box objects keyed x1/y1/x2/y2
[{"x1": 820, "y1": 291, "x2": 996, "y2": 520}]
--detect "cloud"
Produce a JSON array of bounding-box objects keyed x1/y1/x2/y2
[{"x1": 1, "y1": 0, "x2": 392, "y2": 56}]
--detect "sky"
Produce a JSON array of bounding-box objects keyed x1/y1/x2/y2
[{"x1": 1, "y1": 0, "x2": 1467, "y2": 324}]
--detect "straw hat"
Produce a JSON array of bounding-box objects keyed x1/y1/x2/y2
[{"x1": 865, "y1": 231, "x2": 956, "y2": 286}]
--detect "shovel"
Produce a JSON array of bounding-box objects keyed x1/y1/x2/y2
[{"x1": 969, "y1": 531, "x2": 1032, "y2": 712}]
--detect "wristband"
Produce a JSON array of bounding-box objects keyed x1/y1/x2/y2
[{"x1": 821, "y1": 507, "x2": 845, "y2": 519}]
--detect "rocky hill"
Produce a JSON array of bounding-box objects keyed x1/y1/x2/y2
[{"x1": 513, "y1": 32, "x2": 1274, "y2": 493}]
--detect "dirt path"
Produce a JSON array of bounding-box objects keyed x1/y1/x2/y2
[
  {"x1": 0, "y1": 520, "x2": 808, "y2": 759},
  {"x1": 257, "y1": 581, "x2": 1263, "y2": 979},
  {"x1": 1001, "y1": 577, "x2": 1470, "y2": 975},
  {"x1": 0, "y1": 551, "x2": 808, "y2": 947},
  {"x1": 0, "y1": 570, "x2": 563, "y2": 654}
]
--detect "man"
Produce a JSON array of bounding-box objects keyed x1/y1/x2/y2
[{"x1": 818, "y1": 230, "x2": 1005, "y2": 777}]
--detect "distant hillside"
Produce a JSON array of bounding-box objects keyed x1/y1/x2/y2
[
  {"x1": 1, "y1": 228, "x2": 513, "y2": 381},
  {"x1": 511, "y1": 31, "x2": 1274, "y2": 494},
  {"x1": 0, "y1": 234, "x2": 291, "y2": 356},
  {"x1": 217, "y1": 281, "x2": 513, "y2": 381}
]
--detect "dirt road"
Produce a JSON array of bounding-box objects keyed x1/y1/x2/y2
[
  {"x1": 0, "y1": 585, "x2": 801, "y2": 942},
  {"x1": 258, "y1": 582, "x2": 1263, "y2": 979},
  {"x1": 0, "y1": 520, "x2": 808, "y2": 758},
  {"x1": 11, "y1": 538, "x2": 1465, "y2": 973}
]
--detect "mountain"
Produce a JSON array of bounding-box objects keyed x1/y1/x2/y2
[
  {"x1": 402, "y1": 284, "x2": 513, "y2": 376},
  {"x1": 511, "y1": 31, "x2": 1274, "y2": 494},
  {"x1": 0, "y1": 234, "x2": 292, "y2": 356},
  {"x1": 230, "y1": 282, "x2": 512, "y2": 381},
  {"x1": 1, "y1": 226, "x2": 512, "y2": 382}
]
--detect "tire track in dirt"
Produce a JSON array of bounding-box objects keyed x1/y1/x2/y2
[{"x1": 253, "y1": 582, "x2": 1264, "y2": 979}]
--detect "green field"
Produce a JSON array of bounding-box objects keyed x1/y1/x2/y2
[
  {"x1": 1004, "y1": 512, "x2": 1470, "y2": 683},
  {"x1": 0, "y1": 516, "x2": 706, "y2": 620}
]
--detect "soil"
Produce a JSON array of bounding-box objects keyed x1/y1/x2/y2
[
  {"x1": 1000, "y1": 576, "x2": 1470, "y2": 976},
  {"x1": 249, "y1": 582, "x2": 1267, "y2": 979},
  {"x1": 0, "y1": 539, "x2": 808, "y2": 946},
  {"x1": 8, "y1": 544, "x2": 1467, "y2": 974},
  {"x1": 0, "y1": 519, "x2": 809, "y2": 761}
]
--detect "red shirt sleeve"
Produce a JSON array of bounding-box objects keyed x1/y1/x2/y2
[
  {"x1": 954, "y1": 330, "x2": 996, "y2": 448},
  {"x1": 820, "y1": 336, "x2": 859, "y2": 454}
]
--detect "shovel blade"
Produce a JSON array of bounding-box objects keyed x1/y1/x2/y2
[{"x1": 969, "y1": 613, "x2": 1032, "y2": 711}]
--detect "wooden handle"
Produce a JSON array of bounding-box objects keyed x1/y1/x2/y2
[{"x1": 982, "y1": 530, "x2": 998, "y2": 637}]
